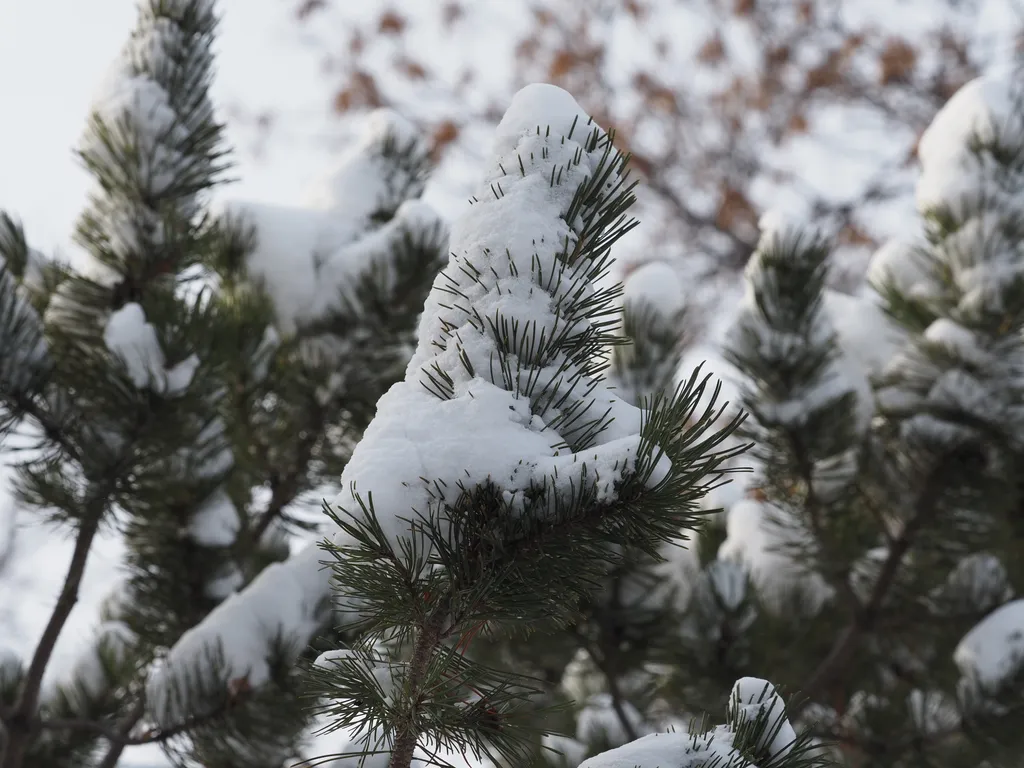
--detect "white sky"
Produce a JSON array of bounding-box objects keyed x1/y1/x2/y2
[{"x1": 0, "y1": 0, "x2": 337, "y2": 256}]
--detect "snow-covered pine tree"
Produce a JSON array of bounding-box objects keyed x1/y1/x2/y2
[
  {"x1": 149, "y1": 81, "x2": 831, "y2": 768},
  {"x1": 459, "y1": 261, "x2": 698, "y2": 764},
  {"x1": 666, "y1": 66, "x2": 1024, "y2": 767},
  {"x1": 0, "y1": 1, "x2": 445, "y2": 766}
]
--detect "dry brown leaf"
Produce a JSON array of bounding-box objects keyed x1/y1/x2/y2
[
  {"x1": 838, "y1": 224, "x2": 875, "y2": 247},
  {"x1": 348, "y1": 31, "x2": 365, "y2": 56},
  {"x1": 378, "y1": 10, "x2": 407, "y2": 35},
  {"x1": 430, "y1": 120, "x2": 460, "y2": 161},
  {"x1": 805, "y1": 52, "x2": 842, "y2": 90},
  {"x1": 395, "y1": 56, "x2": 428, "y2": 80},
  {"x1": 787, "y1": 111, "x2": 809, "y2": 134},
  {"x1": 333, "y1": 70, "x2": 383, "y2": 113},
  {"x1": 879, "y1": 37, "x2": 916, "y2": 85},
  {"x1": 734, "y1": 0, "x2": 755, "y2": 16},
  {"x1": 765, "y1": 45, "x2": 791, "y2": 68},
  {"x1": 516, "y1": 37, "x2": 541, "y2": 61},
  {"x1": 533, "y1": 8, "x2": 555, "y2": 26},
  {"x1": 697, "y1": 34, "x2": 726, "y2": 64},
  {"x1": 549, "y1": 49, "x2": 577, "y2": 79},
  {"x1": 715, "y1": 184, "x2": 758, "y2": 233},
  {"x1": 624, "y1": 0, "x2": 647, "y2": 19}
]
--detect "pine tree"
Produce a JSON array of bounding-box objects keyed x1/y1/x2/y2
[
  {"x1": 653, "y1": 65, "x2": 1024, "y2": 768},
  {"x1": 0, "y1": 1, "x2": 445, "y2": 766},
  {"x1": 150, "y1": 80, "x2": 833, "y2": 768}
]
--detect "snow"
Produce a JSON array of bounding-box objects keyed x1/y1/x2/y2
[
  {"x1": 924, "y1": 318, "x2": 991, "y2": 368},
  {"x1": 341, "y1": 82, "x2": 664, "y2": 547},
  {"x1": 146, "y1": 542, "x2": 328, "y2": 723},
  {"x1": 757, "y1": 209, "x2": 823, "y2": 251},
  {"x1": 228, "y1": 110, "x2": 445, "y2": 336},
  {"x1": 187, "y1": 488, "x2": 240, "y2": 548},
  {"x1": 729, "y1": 677, "x2": 796, "y2": 759},
  {"x1": 313, "y1": 648, "x2": 398, "y2": 705},
  {"x1": 929, "y1": 553, "x2": 1013, "y2": 615},
  {"x1": 83, "y1": 69, "x2": 186, "y2": 200},
  {"x1": 203, "y1": 564, "x2": 243, "y2": 601},
  {"x1": 916, "y1": 68, "x2": 1024, "y2": 214},
  {"x1": 103, "y1": 303, "x2": 198, "y2": 395},
  {"x1": 578, "y1": 678, "x2": 795, "y2": 768},
  {"x1": 906, "y1": 689, "x2": 961, "y2": 735},
  {"x1": 622, "y1": 262, "x2": 685, "y2": 322},
  {"x1": 301, "y1": 108, "x2": 422, "y2": 211},
  {"x1": 955, "y1": 599, "x2": 1024, "y2": 692},
  {"x1": 866, "y1": 239, "x2": 937, "y2": 302}
]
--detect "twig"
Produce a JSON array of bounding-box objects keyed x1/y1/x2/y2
[
  {"x1": 41, "y1": 689, "x2": 245, "y2": 751},
  {"x1": 791, "y1": 461, "x2": 948, "y2": 718},
  {"x1": 1, "y1": 508, "x2": 103, "y2": 768},
  {"x1": 575, "y1": 629, "x2": 640, "y2": 743},
  {"x1": 388, "y1": 611, "x2": 446, "y2": 768},
  {"x1": 95, "y1": 697, "x2": 145, "y2": 768}
]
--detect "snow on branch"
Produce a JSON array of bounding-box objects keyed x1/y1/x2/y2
[
  {"x1": 76, "y1": 0, "x2": 222, "y2": 264},
  {"x1": 149, "y1": 83, "x2": 736, "y2": 733},
  {"x1": 916, "y1": 66, "x2": 1024, "y2": 219},
  {"x1": 578, "y1": 678, "x2": 809, "y2": 768},
  {"x1": 226, "y1": 108, "x2": 446, "y2": 336}
]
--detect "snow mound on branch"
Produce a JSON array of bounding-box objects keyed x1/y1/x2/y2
[
  {"x1": 917, "y1": 68, "x2": 1024, "y2": 215},
  {"x1": 228, "y1": 109, "x2": 444, "y2": 335},
  {"x1": 729, "y1": 677, "x2": 797, "y2": 759},
  {"x1": 103, "y1": 302, "x2": 198, "y2": 395},
  {"x1": 866, "y1": 238, "x2": 937, "y2": 302},
  {"x1": 757, "y1": 209, "x2": 826, "y2": 250},
  {"x1": 348, "y1": 81, "x2": 660, "y2": 546},
  {"x1": 302, "y1": 108, "x2": 422, "y2": 211},
  {"x1": 579, "y1": 678, "x2": 795, "y2": 768},
  {"x1": 622, "y1": 262, "x2": 685, "y2": 320},
  {"x1": 955, "y1": 599, "x2": 1024, "y2": 691},
  {"x1": 147, "y1": 543, "x2": 327, "y2": 719}
]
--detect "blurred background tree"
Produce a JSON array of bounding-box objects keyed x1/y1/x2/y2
[{"x1": 288, "y1": 0, "x2": 1022, "y2": 309}]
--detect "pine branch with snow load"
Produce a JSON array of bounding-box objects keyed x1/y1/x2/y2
[
  {"x1": 672, "y1": 65, "x2": 1024, "y2": 768},
  {"x1": 144, "y1": 82, "x2": 835, "y2": 768}
]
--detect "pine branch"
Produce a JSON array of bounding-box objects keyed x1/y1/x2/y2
[
  {"x1": 0, "y1": 503, "x2": 104, "y2": 768},
  {"x1": 40, "y1": 687, "x2": 245, "y2": 750},
  {"x1": 574, "y1": 630, "x2": 639, "y2": 743},
  {"x1": 389, "y1": 611, "x2": 447, "y2": 768},
  {"x1": 791, "y1": 457, "x2": 952, "y2": 719},
  {"x1": 94, "y1": 698, "x2": 144, "y2": 768}
]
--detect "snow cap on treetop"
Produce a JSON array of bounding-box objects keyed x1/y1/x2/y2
[
  {"x1": 492, "y1": 83, "x2": 602, "y2": 160},
  {"x1": 916, "y1": 67, "x2": 1024, "y2": 214},
  {"x1": 622, "y1": 261, "x2": 685, "y2": 320}
]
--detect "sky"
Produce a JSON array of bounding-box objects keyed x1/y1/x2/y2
[{"x1": 0, "y1": 0, "x2": 338, "y2": 256}]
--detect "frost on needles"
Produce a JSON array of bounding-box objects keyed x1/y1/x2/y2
[{"x1": 151, "y1": 83, "x2": 763, "y2": 768}]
